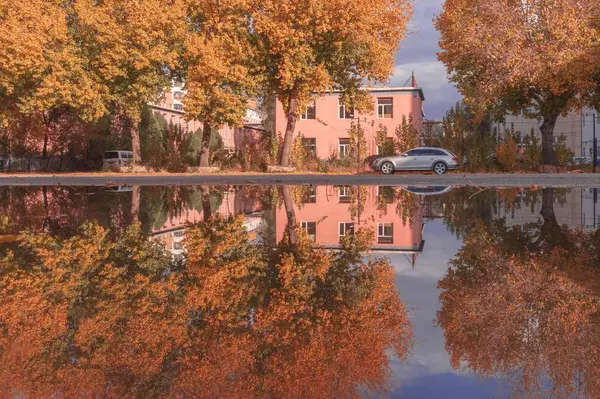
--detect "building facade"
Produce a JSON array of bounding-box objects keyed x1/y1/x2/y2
[
  {"x1": 149, "y1": 84, "x2": 265, "y2": 151},
  {"x1": 275, "y1": 186, "x2": 425, "y2": 266},
  {"x1": 274, "y1": 87, "x2": 425, "y2": 159},
  {"x1": 496, "y1": 107, "x2": 600, "y2": 157}
]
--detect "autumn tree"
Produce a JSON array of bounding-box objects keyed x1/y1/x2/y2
[
  {"x1": 0, "y1": 215, "x2": 412, "y2": 397},
  {"x1": 436, "y1": 0, "x2": 600, "y2": 165},
  {"x1": 394, "y1": 114, "x2": 419, "y2": 154},
  {"x1": 347, "y1": 121, "x2": 367, "y2": 169},
  {"x1": 69, "y1": 0, "x2": 187, "y2": 162},
  {"x1": 0, "y1": 0, "x2": 107, "y2": 160},
  {"x1": 183, "y1": 0, "x2": 259, "y2": 167},
  {"x1": 439, "y1": 101, "x2": 495, "y2": 168},
  {"x1": 0, "y1": 0, "x2": 188, "y2": 162},
  {"x1": 252, "y1": 0, "x2": 412, "y2": 166},
  {"x1": 375, "y1": 124, "x2": 395, "y2": 156}
]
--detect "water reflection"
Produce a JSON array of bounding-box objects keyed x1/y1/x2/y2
[
  {"x1": 437, "y1": 187, "x2": 600, "y2": 398},
  {"x1": 0, "y1": 184, "x2": 599, "y2": 397},
  {"x1": 0, "y1": 197, "x2": 411, "y2": 397}
]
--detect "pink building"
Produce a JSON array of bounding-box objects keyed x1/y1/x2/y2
[
  {"x1": 276, "y1": 186, "x2": 424, "y2": 264},
  {"x1": 275, "y1": 86, "x2": 425, "y2": 159},
  {"x1": 150, "y1": 84, "x2": 265, "y2": 151}
]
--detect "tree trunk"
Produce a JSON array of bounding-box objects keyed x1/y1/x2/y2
[
  {"x1": 200, "y1": 121, "x2": 212, "y2": 167},
  {"x1": 539, "y1": 187, "x2": 568, "y2": 250},
  {"x1": 540, "y1": 114, "x2": 558, "y2": 165},
  {"x1": 200, "y1": 185, "x2": 211, "y2": 221},
  {"x1": 282, "y1": 186, "x2": 297, "y2": 247},
  {"x1": 42, "y1": 131, "x2": 49, "y2": 171},
  {"x1": 131, "y1": 123, "x2": 141, "y2": 163},
  {"x1": 279, "y1": 97, "x2": 299, "y2": 166},
  {"x1": 130, "y1": 185, "x2": 140, "y2": 224}
]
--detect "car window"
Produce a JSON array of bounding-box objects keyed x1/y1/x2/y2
[{"x1": 104, "y1": 152, "x2": 119, "y2": 159}]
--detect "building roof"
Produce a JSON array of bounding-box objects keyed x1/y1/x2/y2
[{"x1": 327, "y1": 86, "x2": 425, "y2": 101}]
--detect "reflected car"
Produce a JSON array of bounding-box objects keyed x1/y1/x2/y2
[
  {"x1": 403, "y1": 186, "x2": 453, "y2": 196},
  {"x1": 372, "y1": 147, "x2": 458, "y2": 175},
  {"x1": 104, "y1": 185, "x2": 133, "y2": 193}
]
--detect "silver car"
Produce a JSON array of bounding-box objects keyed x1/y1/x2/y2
[{"x1": 372, "y1": 147, "x2": 458, "y2": 175}]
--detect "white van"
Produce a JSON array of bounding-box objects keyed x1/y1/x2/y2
[{"x1": 102, "y1": 151, "x2": 134, "y2": 169}]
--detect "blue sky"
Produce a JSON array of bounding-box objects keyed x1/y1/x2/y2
[{"x1": 390, "y1": 0, "x2": 461, "y2": 120}]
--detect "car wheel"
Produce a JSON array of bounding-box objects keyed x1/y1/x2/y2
[
  {"x1": 433, "y1": 161, "x2": 447, "y2": 175},
  {"x1": 380, "y1": 161, "x2": 395, "y2": 175}
]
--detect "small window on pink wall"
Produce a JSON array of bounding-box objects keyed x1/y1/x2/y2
[{"x1": 377, "y1": 98, "x2": 393, "y2": 119}]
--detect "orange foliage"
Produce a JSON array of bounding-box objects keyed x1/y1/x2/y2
[
  {"x1": 0, "y1": 216, "x2": 412, "y2": 398},
  {"x1": 438, "y1": 222, "x2": 600, "y2": 397}
]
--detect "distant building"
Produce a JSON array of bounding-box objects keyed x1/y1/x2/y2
[
  {"x1": 151, "y1": 188, "x2": 265, "y2": 261},
  {"x1": 581, "y1": 109, "x2": 600, "y2": 159},
  {"x1": 274, "y1": 84, "x2": 425, "y2": 159},
  {"x1": 496, "y1": 107, "x2": 600, "y2": 157},
  {"x1": 495, "y1": 187, "x2": 600, "y2": 232},
  {"x1": 149, "y1": 83, "x2": 265, "y2": 152}
]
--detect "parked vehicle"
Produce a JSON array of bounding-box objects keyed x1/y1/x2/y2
[
  {"x1": 372, "y1": 147, "x2": 458, "y2": 175},
  {"x1": 104, "y1": 185, "x2": 133, "y2": 192},
  {"x1": 403, "y1": 185, "x2": 453, "y2": 196},
  {"x1": 102, "y1": 151, "x2": 134, "y2": 169}
]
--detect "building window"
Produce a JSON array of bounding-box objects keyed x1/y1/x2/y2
[
  {"x1": 339, "y1": 138, "x2": 350, "y2": 158},
  {"x1": 173, "y1": 103, "x2": 184, "y2": 111},
  {"x1": 302, "y1": 138, "x2": 316, "y2": 156},
  {"x1": 339, "y1": 99, "x2": 354, "y2": 119},
  {"x1": 301, "y1": 101, "x2": 316, "y2": 120},
  {"x1": 377, "y1": 98, "x2": 393, "y2": 119},
  {"x1": 301, "y1": 186, "x2": 317, "y2": 204},
  {"x1": 377, "y1": 223, "x2": 394, "y2": 244},
  {"x1": 338, "y1": 186, "x2": 351, "y2": 203},
  {"x1": 377, "y1": 186, "x2": 395, "y2": 204},
  {"x1": 339, "y1": 222, "x2": 355, "y2": 241},
  {"x1": 300, "y1": 221, "x2": 317, "y2": 239}
]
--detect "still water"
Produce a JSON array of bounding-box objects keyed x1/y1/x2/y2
[{"x1": 0, "y1": 185, "x2": 599, "y2": 398}]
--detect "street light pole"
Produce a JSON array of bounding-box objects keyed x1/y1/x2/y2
[{"x1": 357, "y1": 116, "x2": 361, "y2": 173}]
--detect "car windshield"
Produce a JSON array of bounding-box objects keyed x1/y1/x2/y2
[{"x1": 104, "y1": 152, "x2": 120, "y2": 159}]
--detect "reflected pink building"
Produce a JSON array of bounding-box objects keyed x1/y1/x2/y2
[
  {"x1": 152, "y1": 189, "x2": 265, "y2": 260},
  {"x1": 276, "y1": 186, "x2": 424, "y2": 263},
  {"x1": 275, "y1": 85, "x2": 425, "y2": 159}
]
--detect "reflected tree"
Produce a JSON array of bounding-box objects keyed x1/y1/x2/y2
[
  {"x1": 0, "y1": 214, "x2": 412, "y2": 398},
  {"x1": 437, "y1": 188, "x2": 600, "y2": 397}
]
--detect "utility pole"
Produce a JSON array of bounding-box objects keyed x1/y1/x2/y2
[{"x1": 593, "y1": 113, "x2": 597, "y2": 173}]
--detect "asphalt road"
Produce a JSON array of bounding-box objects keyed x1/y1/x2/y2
[{"x1": 0, "y1": 173, "x2": 599, "y2": 187}]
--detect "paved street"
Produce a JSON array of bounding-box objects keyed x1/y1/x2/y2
[{"x1": 0, "y1": 173, "x2": 599, "y2": 187}]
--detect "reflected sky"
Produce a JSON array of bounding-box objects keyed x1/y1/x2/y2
[{"x1": 0, "y1": 185, "x2": 598, "y2": 398}]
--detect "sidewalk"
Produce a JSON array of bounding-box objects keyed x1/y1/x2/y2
[{"x1": 0, "y1": 172, "x2": 599, "y2": 187}]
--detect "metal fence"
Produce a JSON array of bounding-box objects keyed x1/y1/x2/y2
[{"x1": 0, "y1": 156, "x2": 72, "y2": 172}]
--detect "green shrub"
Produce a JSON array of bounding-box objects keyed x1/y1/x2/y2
[{"x1": 553, "y1": 135, "x2": 574, "y2": 166}]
